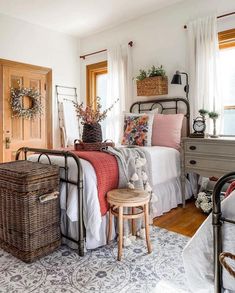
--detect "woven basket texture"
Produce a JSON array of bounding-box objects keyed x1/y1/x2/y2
[
  {"x1": 74, "y1": 140, "x2": 115, "y2": 151},
  {"x1": 0, "y1": 160, "x2": 61, "y2": 262},
  {"x1": 137, "y1": 76, "x2": 168, "y2": 96},
  {"x1": 82, "y1": 123, "x2": 102, "y2": 143}
]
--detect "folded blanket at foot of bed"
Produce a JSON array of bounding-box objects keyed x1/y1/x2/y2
[
  {"x1": 72, "y1": 150, "x2": 119, "y2": 216},
  {"x1": 72, "y1": 147, "x2": 153, "y2": 219}
]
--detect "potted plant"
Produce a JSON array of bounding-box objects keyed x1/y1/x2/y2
[
  {"x1": 208, "y1": 111, "x2": 219, "y2": 138},
  {"x1": 74, "y1": 97, "x2": 118, "y2": 143},
  {"x1": 135, "y1": 65, "x2": 168, "y2": 96},
  {"x1": 198, "y1": 109, "x2": 208, "y2": 120}
]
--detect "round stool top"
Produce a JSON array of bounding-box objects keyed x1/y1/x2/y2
[{"x1": 107, "y1": 188, "x2": 150, "y2": 207}]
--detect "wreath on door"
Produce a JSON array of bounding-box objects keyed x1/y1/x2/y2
[{"x1": 10, "y1": 87, "x2": 43, "y2": 119}]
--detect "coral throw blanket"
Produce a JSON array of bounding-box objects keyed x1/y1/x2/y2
[{"x1": 72, "y1": 150, "x2": 119, "y2": 216}]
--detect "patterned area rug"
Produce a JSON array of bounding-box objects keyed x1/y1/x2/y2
[{"x1": 0, "y1": 227, "x2": 190, "y2": 293}]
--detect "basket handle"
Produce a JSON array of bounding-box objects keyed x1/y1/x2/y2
[
  {"x1": 39, "y1": 191, "x2": 59, "y2": 203},
  {"x1": 104, "y1": 139, "x2": 114, "y2": 144},
  {"x1": 74, "y1": 139, "x2": 83, "y2": 144},
  {"x1": 219, "y1": 252, "x2": 235, "y2": 278}
]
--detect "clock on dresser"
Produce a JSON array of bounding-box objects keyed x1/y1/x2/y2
[
  {"x1": 189, "y1": 117, "x2": 206, "y2": 138},
  {"x1": 181, "y1": 137, "x2": 235, "y2": 207}
]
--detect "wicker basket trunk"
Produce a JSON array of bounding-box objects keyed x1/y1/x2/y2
[
  {"x1": 0, "y1": 160, "x2": 61, "y2": 263},
  {"x1": 137, "y1": 76, "x2": 168, "y2": 96}
]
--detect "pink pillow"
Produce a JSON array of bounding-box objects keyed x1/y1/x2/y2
[{"x1": 152, "y1": 114, "x2": 184, "y2": 150}]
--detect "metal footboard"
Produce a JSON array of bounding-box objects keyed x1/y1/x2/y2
[
  {"x1": 16, "y1": 147, "x2": 85, "y2": 256},
  {"x1": 212, "y1": 171, "x2": 235, "y2": 293}
]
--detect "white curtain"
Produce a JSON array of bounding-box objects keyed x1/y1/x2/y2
[
  {"x1": 188, "y1": 15, "x2": 222, "y2": 133},
  {"x1": 103, "y1": 44, "x2": 133, "y2": 142}
]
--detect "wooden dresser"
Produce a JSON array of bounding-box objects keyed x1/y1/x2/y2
[{"x1": 181, "y1": 137, "x2": 235, "y2": 206}]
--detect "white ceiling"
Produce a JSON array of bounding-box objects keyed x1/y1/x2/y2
[{"x1": 0, "y1": 0, "x2": 183, "y2": 37}]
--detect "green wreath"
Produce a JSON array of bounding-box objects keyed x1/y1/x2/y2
[{"x1": 10, "y1": 87, "x2": 43, "y2": 119}]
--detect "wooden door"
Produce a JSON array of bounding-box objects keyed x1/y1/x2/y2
[{"x1": 0, "y1": 60, "x2": 52, "y2": 162}]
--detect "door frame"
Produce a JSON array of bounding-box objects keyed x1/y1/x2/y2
[{"x1": 0, "y1": 59, "x2": 52, "y2": 162}]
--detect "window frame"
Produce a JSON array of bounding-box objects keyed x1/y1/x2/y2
[
  {"x1": 218, "y1": 29, "x2": 235, "y2": 136},
  {"x1": 86, "y1": 61, "x2": 107, "y2": 107},
  {"x1": 218, "y1": 29, "x2": 235, "y2": 50}
]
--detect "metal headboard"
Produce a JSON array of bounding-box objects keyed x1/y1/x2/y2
[{"x1": 130, "y1": 97, "x2": 190, "y2": 136}]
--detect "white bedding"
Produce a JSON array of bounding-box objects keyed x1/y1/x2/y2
[
  {"x1": 183, "y1": 191, "x2": 235, "y2": 293},
  {"x1": 29, "y1": 146, "x2": 192, "y2": 250},
  {"x1": 141, "y1": 146, "x2": 181, "y2": 184},
  {"x1": 141, "y1": 146, "x2": 192, "y2": 217}
]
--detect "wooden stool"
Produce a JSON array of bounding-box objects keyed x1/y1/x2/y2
[{"x1": 107, "y1": 188, "x2": 152, "y2": 261}]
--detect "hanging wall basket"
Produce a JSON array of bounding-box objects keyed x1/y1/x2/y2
[{"x1": 137, "y1": 76, "x2": 168, "y2": 96}]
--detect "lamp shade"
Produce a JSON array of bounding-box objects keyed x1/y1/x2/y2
[{"x1": 171, "y1": 71, "x2": 182, "y2": 85}]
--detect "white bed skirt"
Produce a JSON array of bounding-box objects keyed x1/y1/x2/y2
[
  {"x1": 151, "y1": 176, "x2": 192, "y2": 218},
  {"x1": 62, "y1": 176, "x2": 192, "y2": 250},
  {"x1": 61, "y1": 210, "x2": 116, "y2": 250}
]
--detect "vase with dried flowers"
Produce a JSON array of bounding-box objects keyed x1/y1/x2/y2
[{"x1": 74, "y1": 97, "x2": 118, "y2": 143}]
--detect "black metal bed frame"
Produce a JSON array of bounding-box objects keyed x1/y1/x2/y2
[
  {"x1": 15, "y1": 97, "x2": 189, "y2": 257},
  {"x1": 15, "y1": 147, "x2": 85, "y2": 256},
  {"x1": 130, "y1": 97, "x2": 190, "y2": 136},
  {"x1": 212, "y1": 171, "x2": 235, "y2": 293}
]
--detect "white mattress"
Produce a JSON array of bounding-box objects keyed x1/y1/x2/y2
[
  {"x1": 29, "y1": 146, "x2": 191, "y2": 249},
  {"x1": 183, "y1": 191, "x2": 235, "y2": 293}
]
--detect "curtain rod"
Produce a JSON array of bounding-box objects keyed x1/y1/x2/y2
[
  {"x1": 80, "y1": 41, "x2": 133, "y2": 60},
  {"x1": 184, "y1": 12, "x2": 235, "y2": 29}
]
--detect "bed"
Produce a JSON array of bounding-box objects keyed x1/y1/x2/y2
[
  {"x1": 16, "y1": 97, "x2": 192, "y2": 255},
  {"x1": 183, "y1": 172, "x2": 235, "y2": 293}
]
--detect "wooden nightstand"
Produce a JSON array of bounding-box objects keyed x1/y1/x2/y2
[{"x1": 181, "y1": 137, "x2": 235, "y2": 207}]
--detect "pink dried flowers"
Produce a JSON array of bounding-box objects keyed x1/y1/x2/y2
[{"x1": 74, "y1": 97, "x2": 118, "y2": 125}]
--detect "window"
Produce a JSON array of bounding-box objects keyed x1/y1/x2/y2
[
  {"x1": 86, "y1": 61, "x2": 107, "y2": 108},
  {"x1": 218, "y1": 29, "x2": 235, "y2": 135}
]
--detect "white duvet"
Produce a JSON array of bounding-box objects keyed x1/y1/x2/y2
[{"x1": 183, "y1": 191, "x2": 235, "y2": 293}]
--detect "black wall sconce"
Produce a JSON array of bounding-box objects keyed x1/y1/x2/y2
[{"x1": 171, "y1": 71, "x2": 189, "y2": 100}]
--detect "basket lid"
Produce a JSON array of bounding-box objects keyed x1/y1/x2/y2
[{"x1": 0, "y1": 160, "x2": 59, "y2": 179}]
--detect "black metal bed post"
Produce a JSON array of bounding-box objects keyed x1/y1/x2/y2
[
  {"x1": 212, "y1": 172, "x2": 235, "y2": 293},
  {"x1": 78, "y1": 160, "x2": 85, "y2": 256},
  {"x1": 15, "y1": 147, "x2": 85, "y2": 257}
]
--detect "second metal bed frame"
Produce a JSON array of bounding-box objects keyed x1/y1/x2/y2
[
  {"x1": 212, "y1": 171, "x2": 235, "y2": 293},
  {"x1": 15, "y1": 97, "x2": 190, "y2": 257}
]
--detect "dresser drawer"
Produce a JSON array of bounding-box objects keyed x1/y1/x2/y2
[
  {"x1": 185, "y1": 155, "x2": 235, "y2": 173},
  {"x1": 184, "y1": 141, "x2": 235, "y2": 156}
]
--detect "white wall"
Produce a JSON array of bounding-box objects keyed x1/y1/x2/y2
[
  {"x1": 80, "y1": 0, "x2": 235, "y2": 106},
  {"x1": 0, "y1": 13, "x2": 80, "y2": 147}
]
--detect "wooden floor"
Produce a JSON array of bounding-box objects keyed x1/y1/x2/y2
[{"x1": 153, "y1": 199, "x2": 207, "y2": 237}]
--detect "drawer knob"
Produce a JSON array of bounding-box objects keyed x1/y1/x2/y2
[
  {"x1": 189, "y1": 146, "x2": 196, "y2": 150},
  {"x1": 190, "y1": 160, "x2": 197, "y2": 165}
]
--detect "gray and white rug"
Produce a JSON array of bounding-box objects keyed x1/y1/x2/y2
[{"x1": 0, "y1": 227, "x2": 190, "y2": 293}]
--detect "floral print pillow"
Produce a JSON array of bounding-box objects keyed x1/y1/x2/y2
[{"x1": 121, "y1": 113, "x2": 154, "y2": 146}]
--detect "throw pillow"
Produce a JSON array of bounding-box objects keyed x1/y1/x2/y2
[
  {"x1": 152, "y1": 114, "x2": 184, "y2": 150},
  {"x1": 121, "y1": 113, "x2": 154, "y2": 146}
]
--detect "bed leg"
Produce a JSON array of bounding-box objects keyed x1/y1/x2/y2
[
  {"x1": 181, "y1": 174, "x2": 186, "y2": 208},
  {"x1": 78, "y1": 240, "x2": 85, "y2": 256},
  {"x1": 180, "y1": 149, "x2": 186, "y2": 208},
  {"x1": 213, "y1": 211, "x2": 222, "y2": 293}
]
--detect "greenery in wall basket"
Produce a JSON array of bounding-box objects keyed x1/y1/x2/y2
[{"x1": 135, "y1": 65, "x2": 166, "y2": 81}]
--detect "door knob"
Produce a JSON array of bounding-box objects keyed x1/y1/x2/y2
[{"x1": 5, "y1": 137, "x2": 11, "y2": 149}]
